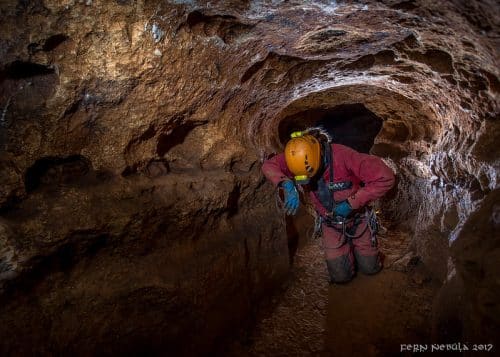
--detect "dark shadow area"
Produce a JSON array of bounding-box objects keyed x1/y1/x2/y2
[
  {"x1": 278, "y1": 103, "x2": 383, "y2": 153},
  {"x1": 181, "y1": 10, "x2": 254, "y2": 46},
  {"x1": 274, "y1": 187, "x2": 300, "y2": 265},
  {"x1": 42, "y1": 34, "x2": 68, "y2": 51},
  {"x1": 156, "y1": 124, "x2": 194, "y2": 156},
  {"x1": 226, "y1": 183, "x2": 241, "y2": 218},
  {"x1": 285, "y1": 215, "x2": 299, "y2": 265},
  {"x1": 279, "y1": 189, "x2": 314, "y2": 266},
  {"x1": 24, "y1": 155, "x2": 91, "y2": 192},
  {"x1": 0, "y1": 232, "x2": 108, "y2": 303},
  {"x1": 1, "y1": 61, "x2": 55, "y2": 80},
  {"x1": 156, "y1": 122, "x2": 207, "y2": 157}
]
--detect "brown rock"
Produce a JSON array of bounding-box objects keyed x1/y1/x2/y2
[{"x1": 0, "y1": 0, "x2": 498, "y2": 354}]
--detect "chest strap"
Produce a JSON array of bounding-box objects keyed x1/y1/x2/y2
[
  {"x1": 328, "y1": 181, "x2": 353, "y2": 191},
  {"x1": 324, "y1": 143, "x2": 353, "y2": 192},
  {"x1": 327, "y1": 142, "x2": 334, "y2": 190},
  {"x1": 315, "y1": 143, "x2": 353, "y2": 216}
]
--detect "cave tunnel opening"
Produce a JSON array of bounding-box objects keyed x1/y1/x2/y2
[
  {"x1": 278, "y1": 103, "x2": 383, "y2": 153},
  {"x1": 268, "y1": 102, "x2": 441, "y2": 356}
]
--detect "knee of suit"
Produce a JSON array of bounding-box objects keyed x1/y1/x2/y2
[
  {"x1": 354, "y1": 251, "x2": 381, "y2": 275},
  {"x1": 326, "y1": 255, "x2": 354, "y2": 283}
]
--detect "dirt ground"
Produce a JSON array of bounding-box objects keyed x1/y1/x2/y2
[{"x1": 228, "y1": 214, "x2": 438, "y2": 357}]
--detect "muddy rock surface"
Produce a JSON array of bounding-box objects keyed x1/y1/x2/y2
[
  {"x1": 0, "y1": 0, "x2": 498, "y2": 355},
  {"x1": 227, "y1": 218, "x2": 436, "y2": 357}
]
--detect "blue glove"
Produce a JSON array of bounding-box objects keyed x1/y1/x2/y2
[
  {"x1": 334, "y1": 200, "x2": 352, "y2": 218},
  {"x1": 282, "y1": 180, "x2": 299, "y2": 216}
]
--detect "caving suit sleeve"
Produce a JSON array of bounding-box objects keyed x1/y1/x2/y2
[
  {"x1": 261, "y1": 153, "x2": 294, "y2": 187},
  {"x1": 344, "y1": 149, "x2": 396, "y2": 210}
]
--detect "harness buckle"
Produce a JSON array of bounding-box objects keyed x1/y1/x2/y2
[
  {"x1": 324, "y1": 213, "x2": 348, "y2": 226},
  {"x1": 312, "y1": 215, "x2": 323, "y2": 239}
]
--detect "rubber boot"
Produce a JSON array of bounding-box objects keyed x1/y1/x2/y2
[
  {"x1": 354, "y1": 251, "x2": 382, "y2": 275},
  {"x1": 326, "y1": 255, "x2": 354, "y2": 284}
]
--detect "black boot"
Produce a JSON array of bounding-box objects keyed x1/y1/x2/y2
[
  {"x1": 326, "y1": 255, "x2": 354, "y2": 284},
  {"x1": 354, "y1": 251, "x2": 382, "y2": 275}
]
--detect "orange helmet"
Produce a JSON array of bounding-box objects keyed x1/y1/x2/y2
[{"x1": 284, "y1": 132, "x2": 322, "y2": 184}]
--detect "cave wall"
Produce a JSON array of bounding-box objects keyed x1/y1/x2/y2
[
  {"x1": 0, "y1": 1, "x2": 292, "y2": 354},
  {"x1": 0, "y1": 0, "x2": 498, "y2": 353}
]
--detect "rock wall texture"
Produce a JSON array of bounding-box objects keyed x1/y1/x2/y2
[{"x1": 0, "y1": 0, "x2": 498, "y2": 354}]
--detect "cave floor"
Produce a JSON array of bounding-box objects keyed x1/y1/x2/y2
[{"x1": 227, "y1": 218, "x2": 438, "y2": 357}]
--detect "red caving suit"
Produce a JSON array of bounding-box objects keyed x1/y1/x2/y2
[{"x1": 262, "y1": 143, "x2": 395, "y2": 280}]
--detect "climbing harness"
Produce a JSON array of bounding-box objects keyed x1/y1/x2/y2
[
  {"x1": 312, "y1": 213, "x2": 323, "y2": 239},
  {"x1": 322, "y1": 207, "x2": 380, "y2": 248},
  {"x1": 315, "y1": 138, "x2": 380, "y2": 247},
  {"x1": 366, "y1": 208, "x2": 380, "y2": 247}
]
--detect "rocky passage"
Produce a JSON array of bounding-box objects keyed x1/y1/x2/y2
[
  {"x1": 227, "y1": 215, "x2": 436, "y2": 357},
  {"x1": 0, "y1": 0, "x2": 498, "y2": 355}
]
